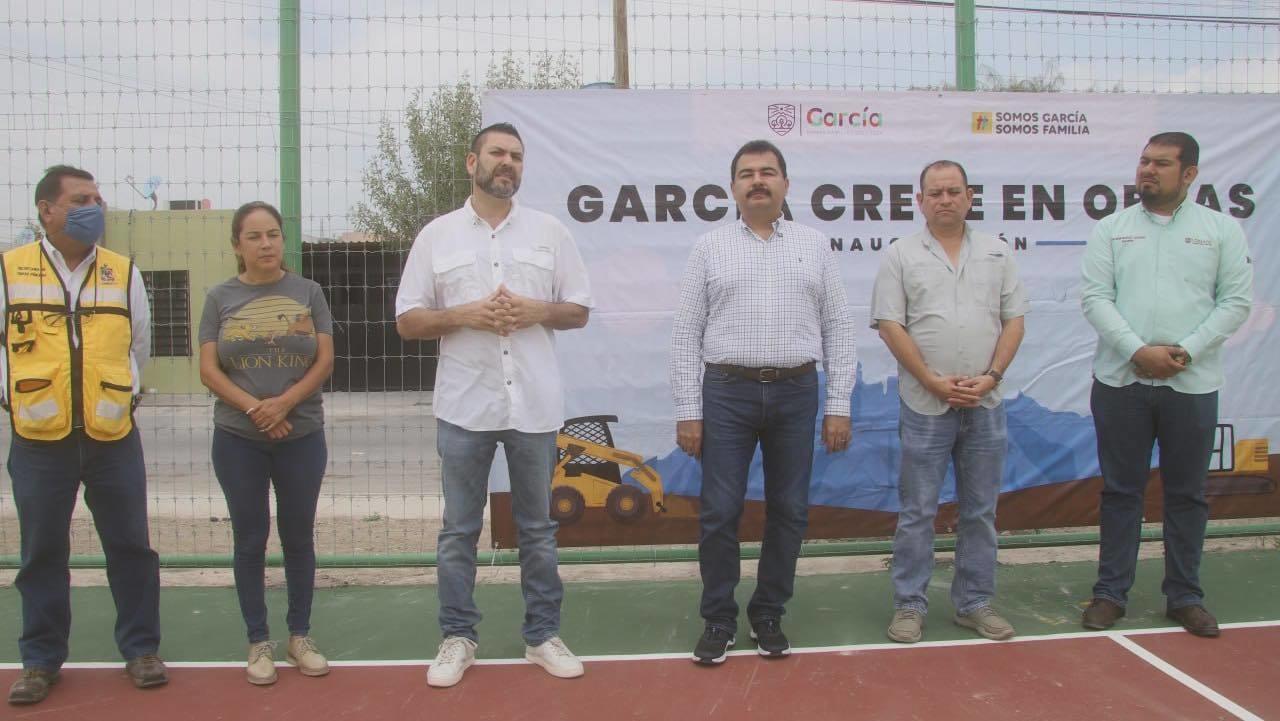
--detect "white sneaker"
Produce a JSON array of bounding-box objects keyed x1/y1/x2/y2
[
  {"x1": 427, "y1": 636, "x2": 477, "y2": 688},
  {"x1": 246, "y1": 640, "x2": 277, "y2": 686},
  {"x1": 525, "y1": 636, "x2": 585, "y2": 679}
]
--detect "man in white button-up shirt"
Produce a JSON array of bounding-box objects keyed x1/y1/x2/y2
[
  {"x1": 670, "y1": 140, "x2": 856, "y2": 664},
  {"x1": 395, "y1": 123, "x2": 592, "y2": 687}
]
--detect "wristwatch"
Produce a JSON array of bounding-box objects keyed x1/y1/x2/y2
[{"x1": 983, "y1": 368, "x2": 1003, "y2": 386}]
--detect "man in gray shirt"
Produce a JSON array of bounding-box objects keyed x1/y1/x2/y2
[{"x1": 870, "y1": 160, "x2": 1028, "y2": 644}]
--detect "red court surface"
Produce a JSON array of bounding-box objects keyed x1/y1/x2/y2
[
  {"x1": 1127, "y1": 624, "x2": 1280, "y2": 720},
  {"x1": 7, "y1": 624, "x2": 1278, "y2": 721}
]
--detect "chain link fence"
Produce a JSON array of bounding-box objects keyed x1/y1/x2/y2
[{"x1": 1, "y1": 1, "x2": 1276, "y2": 561}]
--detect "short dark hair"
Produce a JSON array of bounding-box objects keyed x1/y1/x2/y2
[
  {"x1": 230, "y1": 201, "x2": 286, "y2": 273},
  {"x1": 918, "y1": 160, "x2": 968, "y2": 190},
  {"x1": 1146, "y1": 131, "x2": 1199, "y2": 169},
  {"x1": 470, "y1": 122, "x2": 523, "y2": 154},
  {"x1": 731, "y1": 140, "x2": 787, "y2": 180},
  {"x1": 35, "y1": 164, "x2": 94, "y2": 207}
]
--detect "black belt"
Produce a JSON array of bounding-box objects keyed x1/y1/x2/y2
[{"x1": 706, "y1": 361, "x2": 816, "y2": 383}]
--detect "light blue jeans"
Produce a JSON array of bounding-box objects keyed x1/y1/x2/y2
[
  {"x1": 436, "y1": 419, "x2": 563, "y2": 645},
  {"x1": 891, "y1": 401, "x2": 1007, "y2": 616}
]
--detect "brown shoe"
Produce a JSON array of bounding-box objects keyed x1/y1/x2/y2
[
  {"x1": 125, "y1": 654, "x2": 169, "y2": 688},
  {"x1": 1082, "y1": 598, "x2": 1125, "y2": 630},
  {"x1": 1167, "y1": 605, "x2": 1220, "y2": 637},
  {"x1": 8, "y1": 668, "x2": 59, "y2": 705}
]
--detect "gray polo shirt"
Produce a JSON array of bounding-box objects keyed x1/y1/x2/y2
[{"x1": 870, "y1": 227, "x2": 1028, "y2": 415}]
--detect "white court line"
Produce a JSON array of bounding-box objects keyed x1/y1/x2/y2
[
  {"x1": 1110, "y1": 633, "x2": 1263, "y2": 721},
  {"x1": 1, "y1": 619, "x2": 1277, "y2": 670}
]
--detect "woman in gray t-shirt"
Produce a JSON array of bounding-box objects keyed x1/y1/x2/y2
[{"x1": 197, "y1": 201, "x2": 334, "y2": 686}]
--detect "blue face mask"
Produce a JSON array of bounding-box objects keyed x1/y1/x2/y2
[{"x1": 63, "y1": 204, "x2": 105, "y2": 246}]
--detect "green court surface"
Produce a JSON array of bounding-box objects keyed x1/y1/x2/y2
[{"x1": 2, "y1": 548, "x2": 1277, "y2": 662}]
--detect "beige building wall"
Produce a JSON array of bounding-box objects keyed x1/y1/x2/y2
[{"x1": 103, "y1": 209, "x2": 238, "y2": 394}]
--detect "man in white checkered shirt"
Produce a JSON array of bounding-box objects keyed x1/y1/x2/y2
[{"x1": 670, "y1": 139, "x2": 856, "y2": 665}]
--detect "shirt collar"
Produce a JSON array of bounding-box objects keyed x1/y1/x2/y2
[
  {"x1": 41, "y1": 236, "x2": 97, "y2": 271},
  {"x1": 1140, "y1": 195, "x2": 1190, "y2": 223},
  {"x1": 921, "y1": 223, "x2": 971, "y2": 252},
  {"x1": 738, "y1": 215, "x2": 784, "y2": 242},
  {"x1": 465, "y1": 196, "x2": 520, "y2": 231}
]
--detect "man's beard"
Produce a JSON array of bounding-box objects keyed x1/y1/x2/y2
[
  {"x1": 1139, "y1": 185, "x2": 1173, "y2": 205},
  {"x1": 478, "y1": 164, "x2": 520, "y2": 199}
]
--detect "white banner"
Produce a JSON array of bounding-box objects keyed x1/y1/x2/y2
[{"x1": 482, "y1": 90, "x2": 1278, "y2": 534}]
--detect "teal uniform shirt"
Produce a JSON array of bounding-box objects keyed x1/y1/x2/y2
[{"x1": 1081, "y1": 198, "x2": 1252, "y2": 393}]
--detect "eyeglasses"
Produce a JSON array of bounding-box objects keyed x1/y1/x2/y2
[{"x1": 40, "y1": 310, "x2": 95, "y2": 329}]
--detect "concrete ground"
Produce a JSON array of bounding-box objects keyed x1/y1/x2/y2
[{"x1": 0, "y1": 391, "x2": 449, "y2": 556}]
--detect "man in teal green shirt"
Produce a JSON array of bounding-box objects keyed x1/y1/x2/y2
[{"x1": 1080, "y1": 132, "x2": 1252, "y2": 638}]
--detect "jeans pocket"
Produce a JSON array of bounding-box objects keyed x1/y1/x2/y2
[{"x1": 785, "y1": 371, "x2": 818, "y2": 389}]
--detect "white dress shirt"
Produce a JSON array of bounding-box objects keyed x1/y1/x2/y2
[
  {"x1": 395, "y1": 198, "x2": 593, "y2": 433},
  {"x1": 0, "y1": 239, "x2": 151, "y2": 403}
]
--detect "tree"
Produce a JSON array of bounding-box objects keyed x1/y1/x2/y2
[
  {"x1": 909, "y1": 61, "x2": 1066, "y2": 92},
  {"x1": 352, "y1": 54, "x2": 581, "y2": 247},
  {"x1": 980, "y1": 62, "x2": 1065, "y2": 92}
]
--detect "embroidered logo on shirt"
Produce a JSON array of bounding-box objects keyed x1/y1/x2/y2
[
  {"x1": 1184, "y1": 237, "x2": 1213, "y2": 247},
  {"x1": 1114, "y1": 235, "x2": 1143, "y2": 244},
  {"x1": 99, "y1": 265, "x2": 116, "y2": 283}
]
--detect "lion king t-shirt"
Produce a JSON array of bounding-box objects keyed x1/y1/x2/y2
[{"x1": 198, "y1": 272, "x2": 333, "y2": 441}]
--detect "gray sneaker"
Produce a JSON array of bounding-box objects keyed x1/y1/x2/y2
[
  {"x1": 954, "y1": 606, "x2": 1015, "y2": 640},
  {"x1": 887, "y1": 609, "x2": 925, "y2": 643}
]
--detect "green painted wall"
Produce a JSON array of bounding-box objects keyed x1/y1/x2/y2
[{"x1": 103, "y1": 209, "x2": 238, "y2": 394}]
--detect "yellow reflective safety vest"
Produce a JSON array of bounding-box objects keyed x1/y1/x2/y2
[{"x1": 0, "y1": 242, "x2": 136, "y2": 441}]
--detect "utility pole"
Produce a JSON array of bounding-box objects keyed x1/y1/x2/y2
[{"x1": 614, "y1": 0, "x2": 629, "y2": 88}]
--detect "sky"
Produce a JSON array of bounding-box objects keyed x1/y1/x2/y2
[{"x1": 1, "y1": 0, "x2": 1275, "y2": 244}]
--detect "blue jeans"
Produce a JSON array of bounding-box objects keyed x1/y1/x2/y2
[
  {"x1": 892, "y1": 401, "x2": 1006, "y2": 616},
  {"x1": 9, "y1": 427, "x2": 161, "y2": 670},
  {"x1": 699, "y1": 366, "x2": 819, "y2": 628},
  {"x1": 1090, "y1": 380, "x2": 1217, "y2": 610},
  {"x1": 212, "y1": 428, "x2": 327, "y2": 643},
  {"x1": 435, "y1": 419, "x2": 562, "y2": 645}
]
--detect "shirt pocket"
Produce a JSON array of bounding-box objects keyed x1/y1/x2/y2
[
  {"x1": 904, "y1": 264, "x2": 954, "y2": 316},
  {"x1": 965, "y1": 258, "x2": 1004, "y2": 310},
  {"x1": 432, "y1": 250, "x2": 483, "y2": 307},
  {"x1": 1177, "y1": 242, "x2": 1219, "y2": 300},
  {"x1": 510, "y1": 247, "x2": 555, "y2": 300}
]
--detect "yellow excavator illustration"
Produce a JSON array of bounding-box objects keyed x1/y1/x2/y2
[
  {"x1": 1205, "y1": 423, "x2": 1273, "y2": 496},
  {"x1": 551, "y1": 415, "x2": 667, "y2": 525}
]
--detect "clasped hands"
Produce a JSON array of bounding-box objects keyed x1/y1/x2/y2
[
  {"x1": 246, "y1": 396, "x2": 296, "y2": 440},
  {"x1": 928, "y1": 373, "x2": 998, "y2": 408},
  {"x1": 458, "y1": 285, "x2": 548, "y2": 336},
  {"x1": 1131, "y1": 345, "x2": 1189, "y2": 380}
]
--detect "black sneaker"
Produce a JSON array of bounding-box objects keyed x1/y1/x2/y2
[
  {"x1": 750, "y1": 618, "x2": 790, "y2": 657},
  {"x1": 691, "y1": 624, "x2": 735, "y2": 664}
]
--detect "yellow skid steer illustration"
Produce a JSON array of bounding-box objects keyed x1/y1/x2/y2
[
  {"x1": 550, "y1": 415, "x2": 667, "y2": 525},
  {"x1": 1205, "y1": 423, "x2": 1273, "y2": 496}
]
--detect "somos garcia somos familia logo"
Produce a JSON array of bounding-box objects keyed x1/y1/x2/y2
[
  {"x1": 972, "y1": 110, "x2": 1091, "y2": 136},
  {"x1": 768, "y1": 103, "x2": 884, "y2": 136}
]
